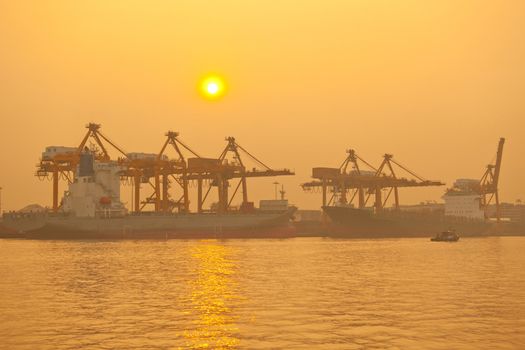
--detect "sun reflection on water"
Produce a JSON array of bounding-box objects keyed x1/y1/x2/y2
[{"x1": 180, "y1": 241, "x2": 240, "y2": 349}]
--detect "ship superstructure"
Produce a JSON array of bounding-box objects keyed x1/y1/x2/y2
[
  {"x1": 442, "y1": 179, "x2": 485, "y2": 220},
  {"x1": 61, "y1": 151, "x2": 127, "y2": 218}
]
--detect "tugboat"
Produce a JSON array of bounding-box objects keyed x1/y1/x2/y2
[{"x1": 430, "y1": 230, "x2": 460, "y2": 242}]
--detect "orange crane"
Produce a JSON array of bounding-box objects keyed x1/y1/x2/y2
[
  {"x1": 337, "y1": 149, "x2": 378, "y2": 208},
  {"x1": 36, "y1": 151, "x2": 76, "y2": 212},
  {"x1": 186, "y1": 137, "x2": 294, "y2": 213},
  {"x1": 120, "y1": 131, "x2": 200, "y2": 214},
  {"x1": 372, "y1": 153, "x2": 442, "y2": 211},
  {"x1": 36, "y1": 123, "x2": 127, "y2": 212},
  {"x1": 185, "y1": 157, "x2": 240, "y2": 213},
  {"x1": 36, "y1": 125, "x2": 294, "y2": 215},
  {"x1": 119, "y1": 154, "x2": 159, "y2": 213},
  {"x1": 302, "y1": 149, "x2": 444, "y2": 210},
  {"x1": 77, "y1": 123, "x2": 128, "y2": 161},
  {"x1": 156, "y1": 131, "x2": 200, "y2": 213},
  {"x1": 479, "y1": 138, "x2": 505, "y2": 222}
]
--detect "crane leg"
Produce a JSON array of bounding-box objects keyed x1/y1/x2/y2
[
  {"x1": 154, "y1": 173, "x2": 161, "y2": 212},
  {"x1": 241, "y1": 177, "x2": 248, "y2": 205},
  {"x1": 375, "y1": 187, "x2": 382, "y2": 212},
  {"x1": 223, "y1": 180, "x2": 229, "y2": 212},
  {"x1": 134, "y1": 174, "x2": 140, "y2": 213},
  {"x1": 197, "y1": 177, "x2": 203, "y2": 213},
  {"x1": 358, "y1": 188, "x2": 365, "y2": 208},
  {"x1": 52, "y1": 169, "x2": 59, "y2": 212},
  {"x1": 495, "y1": 191, "x2": 501, "y2": 223},
  {"x1": 394, "y1": 187, "x2": 399, "y2": 210},
  {"x1": 322, "y1": 179, "x2": 327, "y2": 207},
  {"x1": 216, "y1": 175, "x2": 224, "y2": 214},
  {"x1": 162, "y1": 174, "x2": 168, "y2": 212},
  {"x1": 340, "y1": 181, "x2": 347, "y2": 204},
  {"x1": 183, "y1": 174, "x2": 189, "y2": 213}
]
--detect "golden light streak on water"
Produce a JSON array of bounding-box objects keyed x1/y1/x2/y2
[{"x1": 181, "y1": 242, "x2": 240, "y2": 349}]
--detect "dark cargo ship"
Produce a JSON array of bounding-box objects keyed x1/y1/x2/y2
[
  {"x1": 304, "y1": 138, "x2": 525, "y2": 238},
  {"x1": 322, "y1": 206, "x2": 498, "y2": 238}
]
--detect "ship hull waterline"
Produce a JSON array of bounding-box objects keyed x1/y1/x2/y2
[
  {"x1": 321, "y1": 206, "x2": 508, "y2": 238},
  {"x1": 1, "y1": 210, "x2": 297, "y2": 240}
]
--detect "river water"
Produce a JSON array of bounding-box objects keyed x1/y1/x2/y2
[{"x1": 1, "y1": 237, "x2": 524, "y2": 349}]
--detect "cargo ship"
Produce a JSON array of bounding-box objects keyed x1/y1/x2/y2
[
  {"x1": 1, "y1": 210, "x2": 296, "y2": 240},
  {"x1": 302, "y1": 138, "x2": 525, "y2": 238},
  {"x1": 1, "y1": 151, "x2": 296, "y2": 240},
  {"x1": 322, "y1": 205, "x2": 496, "y2": 238},
  {"x1": 322, "y1": 178, "x2": 524, "y2": 238}
]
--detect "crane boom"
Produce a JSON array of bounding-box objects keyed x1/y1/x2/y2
[{"x1": 493, "y1": 137, "x2": 505, "y2": 189}]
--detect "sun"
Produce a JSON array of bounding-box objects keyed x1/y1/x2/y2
[{"x1": 199, "y1": 75, "x2": 226, "y2": 100}]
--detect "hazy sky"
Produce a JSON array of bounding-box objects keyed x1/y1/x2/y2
[{"x1": 1, "y1": 1, "x2": 524, "y2": 211}]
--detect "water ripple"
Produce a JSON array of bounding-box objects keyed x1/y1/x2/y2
[{"x1": 1, "y1": 237, "x2": 524, "y2": 349}]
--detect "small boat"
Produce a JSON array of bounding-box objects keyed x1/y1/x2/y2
[{"x1": 430, "y1": 230, "x2": 460, "y2": 242}]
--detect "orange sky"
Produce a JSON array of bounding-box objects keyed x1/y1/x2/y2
[{"x1": 0, "y1": 1, "x2": 524, "y2": 211}]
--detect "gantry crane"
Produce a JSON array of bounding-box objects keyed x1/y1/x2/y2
[
  {"x1": 186, "y1": 137, "x2": 294, "y2": 213},
  {"x1": 36, "y1": 123, "x2": 127, "y2": 212},
  {"x1": 336, "y1": 149, "x2": 378, "y2": 208},
  {"x1": 302, "y1": 149, "x2": 444, "y2": 211},
  {"x1": 372, "y1": 153, "x2": 442, "y2": 211},
  {"x1": 36, "y1": 124, "x2": 294, "y2": 215},
  {"x1": 77, "y1": 123, "x2": 128, "y2": 161},
  {"x1": 120, "y1": 131, "x2": 201, "y2": 214},
  {"x1": 119, "y1": 154, "x2": 159, "y2": 213},
  {"x1": 36, "y1": 150, "x2": 76, "y2": 213},
  {"x1": 156, "y1": 131, "x2": 200, "y2": 213}
]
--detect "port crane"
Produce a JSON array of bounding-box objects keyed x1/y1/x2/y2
[
  {"x1": 479, "y1": 138, "x2": 505, "y2": 222},
  {"x1": 36, "y1": 123, "x2": 128, "y2": 212},
  {"x1": 302, "y1": 149, "x2": 444, "y2": 210},
  {"x1": 186, "y1": 137, "x2": 294, "y2": 213},
  {"x1": 118, "y1": 131, "x2": 201, "y2": 214},
  {"x1": 77, "y1": 123, "x2": 128, "y2": 161},
  {"x1": 122, "y1": 135, "x2": 293, "y2": 214},
  {"x1": 336, "y1": 149, "x2": 377, "y2": 208},
  {"x1": 36, "y1": 124, "x2": 294, "y2": 215},
  {"x1": 371, "y1": 153, "x2": 443, "y2": 210},
  {"x1": 156, "y1": 131, "x2": 200, "y2": 213}
]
